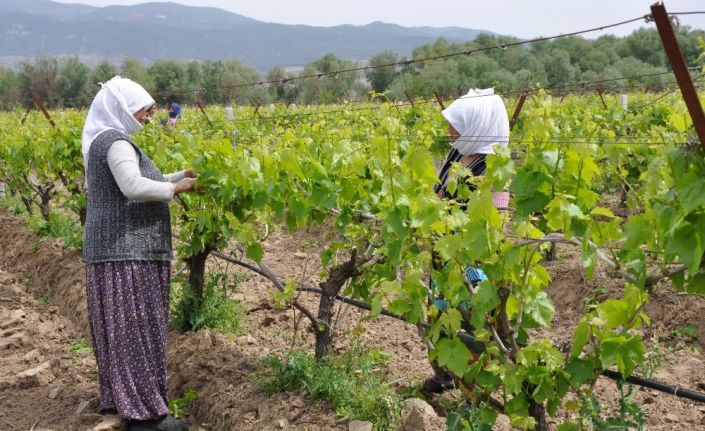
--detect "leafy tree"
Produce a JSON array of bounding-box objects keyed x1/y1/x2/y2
[
  {"x1": 675, "y1": 26, "x2": 705, "y2": 66},
  {"x1": 58, "y1": 57, "x2": 90, "y2": 108},
  {"x1": 618, "y1": 28, "x2": 667, "y2": 68},
  {"x1": 499, "y1": 45, "x2": 534, "y2": 73},
  {"x1": 91, "y1": 61, "x2": 119, "y2": 89},
  {"x1": 514, "y1": 68, "x2": 541, "y2": 90},
  {"x1": 366, "y1": 51, "x2": 398, "y2": 94},
  {"x1": 18, "y1": 57, "x2": 60, "y2": 108},
  {"x1": 418, "y1": 61, "x2": 463, "y2": 97},
  {"x1": 1, "y1": 25, "x2": 703, "y2": 109},
  {"x1": 299, "y1": 54, "x2": 361, "y2": 103},
  {"x1": 121, "y1": 58, "x2": 153, "y2": 91},
  {"x1": 597, "y1": 66, "x2": 625, "y2": 91},
  {"x1": 149, "y1": 59, "x2": 189, "y2": 104},
  {"x1": 220, "y1": 59, "x2": 265, "y2": 105},
  {"x1": 184, "y1": 61, "x2": 202, "y2": 104},
  {"x1": 551, "y1": 36, "x2": 594, "y2": 72},
  {"x1": 0, "y1": 67, "x2": 21, "y2": 109},
  {"x1": 267, "y1": 65, "x2": 299, "y2": 103},
  {"x1": 200, "y1": 60, "x2": 228, "y2": 104},
  {"x1": 482, "y1": 68, "x2": 516, "y2": 92},
  {"x1": 578, "y1": 48, "x2": 619, "y2": 74},
  {"x1": 413, "y1": 37, "x2": 453, "y2": 65},
  {"x1": 543, "y1": 49, "x2": 577, "y2": 86},
  {"x1": 459, "y1": 54, "x2": 502, "y2": 89},
  {"x1": 613, "y1": 57, "x2": 664, "y2": 87}
]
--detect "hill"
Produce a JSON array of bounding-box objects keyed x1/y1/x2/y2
[{"x1": 0, "y1": 0, "x2": 494, "y2": 70}]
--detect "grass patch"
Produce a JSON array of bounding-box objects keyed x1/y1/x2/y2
[
  {"x1": 0, "y1": 193, "x2": 28, "y2": 217},
  {"x1": 169, "y1": 389, "x2": 199, "y2": 419},
  {"x1": 170, "y1": 271, "x2": 243, "y2": 334},
  {"x1": 0, "y1": 193, "x2": 83, "y2": 250},
  {"x1": 262, "y1": 345, "x2": 405, "y2": 430},
  {"x1": 28, "y1": 210, "x2": 83, "y2": 250},
  {"x1": 69, "y1": 339, "x2": 93, "y2": 355}
]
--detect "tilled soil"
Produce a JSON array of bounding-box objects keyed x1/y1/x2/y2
[{"x1": 2, "y1": 209, "x2": 705, "y2": 430}]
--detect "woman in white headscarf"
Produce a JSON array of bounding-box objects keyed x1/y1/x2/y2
[
  {"x1": 424, "y1": 88, "x2": 511, "y2": 395},
  {"x1": 82, "y1": 76, "x2": 196, "y2": 431},
  {"x1": 434, "y1": 88, "x2": 510, "y2": 203}
]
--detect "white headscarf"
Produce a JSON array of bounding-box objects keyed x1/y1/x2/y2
[
  {"x1": 441, "y1": 88, "x2": 510, "y2": 156},
  {"x1": 81, "y1": 76, "x2": 155, "y2": 163}
]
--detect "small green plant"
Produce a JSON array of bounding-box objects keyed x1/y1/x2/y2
[
  {"x1": 262, "y1": 345, "x2": 404, "y2": 430},
  {"x1": 38, "y1": 293, "x2": 52, "y2": 304},
  {"x1": 643, "y1": 335, "x2": 665, "y2": 379},
  {"x1": 28, "y1": 210, "x2": 83, "y2": 250},
  {"x1": 170, "y1": 271, "x2": 243, "y2": 334},
  {"x1": 558, "y1": 382, "x2": 646, "y2": 431},
  {"x1": 584, "y1": 284, "x2": 610, "y2": 308},
  {"x1": 557, "y1": 252, "x2": 572, "y2": 261},
  {"x1": 69, "y1": 339, "x2": 93, "y2": 355},
  {"x1": 447, "y1": 402, "x2": 497, "y2": 431},
  {"x1": 0, "y1": 194, "x2": 28, "y2": 217},
  {"x1": 671, "y1": 324, "x2": 701, "y2": 354},
  {"x1": 31, "y1": 237, "x2": 46, "y2": 253},
  {"x1": 672, "y1": 323, "x2": 698, "y2": 341},
  {"x1": 168, "y1": 389, "x2": 199, "y2": 419}
]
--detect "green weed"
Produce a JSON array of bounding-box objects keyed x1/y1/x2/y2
[
  {"x1": 170, "y1": 271, "x2": 243, "y2": 334},
  {"x1": 262, "y1": 344, "x2": 404, "y2": 430},
  {"x1": 69, "y1": 339, "x2": 93, "y2": 355},
  {"x1": 0, "y1": 194, "x2": 28, "y2": 217},
  {"x1": 168, "y1": 389, "x2": 199, "y2": 419},
  {"x1": 672, "y1": 323, "x2": 698, "y2": 341},
  {"x1": 28, "y1": 210, "x2": 83, "y2": 250}
]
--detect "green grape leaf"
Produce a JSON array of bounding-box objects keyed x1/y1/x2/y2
[
  {"x1": 599, "y1": 335, "x2": 644, "y2": 378},
  {"x1": 686, "y1": 272, "x2": 705, "y2": 296},
  {"x1": 435, "y1": 337, "x2": 474, "y2": 377},
  {"x1": 246, "y1": 242, "x2": 264, "y2": 263},
  {"x1": 470, "y1": 281, "x2": 500, "y2": 329},
  {"x1": 566, "y1": 357, "x2": 598, "y2": 388}
]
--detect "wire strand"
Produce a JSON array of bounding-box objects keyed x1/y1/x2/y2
[{"x1": 211, "y1": 75, "x2": 701, "y2": 124}]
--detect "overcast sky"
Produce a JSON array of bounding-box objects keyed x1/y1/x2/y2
[{"x1": 51, "y1": 0, "x2": 705, "y2": 38}]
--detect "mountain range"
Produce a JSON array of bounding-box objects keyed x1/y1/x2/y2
[{"x1": 0, "y1": 0, "x2": 494, "y2": 71}]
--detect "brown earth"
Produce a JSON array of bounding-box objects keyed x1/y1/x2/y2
[{"x1": 1, "y1": 209, "x2": 705, "y2": 430}]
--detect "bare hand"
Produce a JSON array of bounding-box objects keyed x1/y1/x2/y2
[
  {"x1": 173, "y1": 177, "x2": 198, "y2": 194},
  {"x1": 184, "y1": 168, "x2": 197, "y2": 178}
]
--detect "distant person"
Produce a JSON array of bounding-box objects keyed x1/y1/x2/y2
[
  {"x1": 161, "y1": 102, "x2": 181, "y2": 126},
  {"x1": 423, "y1": 88, "x2": 510, "y2": 395},
  {"x1": 82, "y1": 76, "x2": 197, "y2": 431}
]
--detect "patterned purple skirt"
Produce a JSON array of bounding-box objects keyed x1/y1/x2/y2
[{"x1": 85, "y1": 260, "x2": 171, "y2": 421}]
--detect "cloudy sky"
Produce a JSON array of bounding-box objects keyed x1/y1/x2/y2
[{"x1": 51, "y1": 0, "x2": 705, "y2": 38}]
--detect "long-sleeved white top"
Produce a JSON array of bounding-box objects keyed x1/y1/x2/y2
[{"x1": 107, "y1": 140, "x2": 185, "y2": 201}]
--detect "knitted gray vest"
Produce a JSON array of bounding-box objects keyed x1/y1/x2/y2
[{"x1": 83, "y1": 130, "x2": 172, "y2": 263}]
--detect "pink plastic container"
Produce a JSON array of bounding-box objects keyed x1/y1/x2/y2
[{"x1": 492, "y1": 192, "x2": 510, "y2": 210}]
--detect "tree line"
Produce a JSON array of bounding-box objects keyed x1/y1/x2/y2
[{"x1": 0, "y1": 27, "x2": 703, "y2": 110}]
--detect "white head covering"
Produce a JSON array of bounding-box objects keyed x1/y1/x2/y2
[
  {"x1": 81, "y1": 76, "x2": 155, "y2": 163},
  {"x1": 441, "y1": 88, "x2": 510, "y2": 156}
]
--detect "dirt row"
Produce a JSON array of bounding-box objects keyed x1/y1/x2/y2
[{"x1": 2, "y1": 208, "x2": 705, "y2": 430}]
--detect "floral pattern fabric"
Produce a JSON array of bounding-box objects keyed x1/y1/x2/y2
[{"x1": 85, "y1": 260, "x2": 171, "y2": 421}]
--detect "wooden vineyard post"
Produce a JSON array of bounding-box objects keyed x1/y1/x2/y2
[
  {"x1": 433, "y1": 91, "x2": 446, "y2": 110},
  {"x1": 404, "y1": 91, "x2": 415, "y2": 108},
  {"x1": 392, "y1": 101, "x2": 401, "y2": 114},
  {"x1": 31, "y1": 95, "x2": 56, "y2": 128},
  {"x1": 20, "y1": 107, "x2": 31, "y2": 125},
  {"x1": 195, "y1": 100, "x2": 214, "y2": 127},
  {"x1": 651, "y1": 2, "x2": 705, "y2": 148},
  {"x1": 596, "y1": 88, "x2": 608, "y2": 110},
  {"x1": 509, "y1": 93, "x2": 527, "y2": 131}
]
